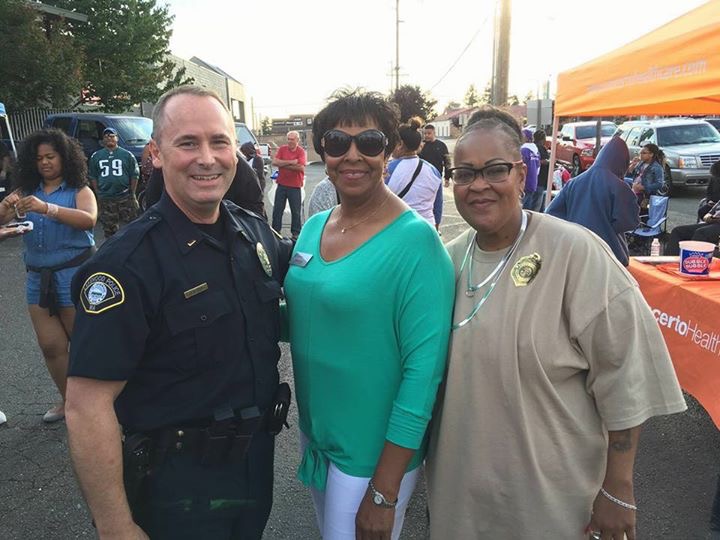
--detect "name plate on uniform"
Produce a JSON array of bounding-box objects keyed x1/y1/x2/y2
[
  {"x1": 184, "y1": 282, "x2": 209, "y2": 299},
  {"x1": 290, "y1": 252, "x2": 313, "y2": 267}
]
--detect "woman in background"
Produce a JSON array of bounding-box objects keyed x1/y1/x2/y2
[
  {"x1": 0, "y1": 129, "x2": 96, "y2": 423},
  {"x1": 386, "y1": 116, "x2": 443, "y2": 230},
  {"x1": 627, "y1": 142, "x2": 665, "y2": 205}
]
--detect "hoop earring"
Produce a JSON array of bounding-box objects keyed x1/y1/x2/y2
[{"x1": 519, "y1": 191, "x2": 525, "y2": 200}]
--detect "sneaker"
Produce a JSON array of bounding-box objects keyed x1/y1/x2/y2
[
  {"x1": 0, "y1": 410, "x2": 6, "y2": 425},
  {"x1": 42, "y1": 404, "x2": 65, "y2": 423}
]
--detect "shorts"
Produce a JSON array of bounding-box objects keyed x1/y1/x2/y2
[{"x1": 26, "y1": 266, "x2": 79, "y2": 307}]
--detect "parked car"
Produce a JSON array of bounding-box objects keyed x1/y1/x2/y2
[
  {"x1": 44, "y1": 113, "x2": 152, "y2": 162},
  {"x1": 258, "y1": 142, "x2": 272, "y2": 159},
  {"x1": 555, "y1": 121, "x2": 618, "y2": 175},
  {"x1": 258, "y1": 142, "x2": 273, "y2": 176},
  {"x1": 614, "y1": 118, "x2": 720, "y2": 193},
  {"x1": 234, "y1": 122, "x2": 258, "y2": 149},
  {"x1": 704, "y1": 117, "x2": 720, "y2": 131}
]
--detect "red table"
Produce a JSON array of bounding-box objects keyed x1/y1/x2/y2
[{"x1": 628, "y1": 258, "x2": 720, "y2": 428}]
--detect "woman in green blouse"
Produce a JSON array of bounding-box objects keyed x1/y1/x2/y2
[{"x1": 283, "y1": 90, "x2": 454, "y2": 540}]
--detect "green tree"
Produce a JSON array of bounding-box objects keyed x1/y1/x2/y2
[
  {"x1": 388, "y1": 85, "x2": 437, "y2": 123},
  {"x1": 464, "y1": 84, "x2": 480, "y2": 107},
  {"x1": 445, "y1": 100, "x2": 462, "y2": 110},
  {"x1": 480, "y1": 82, "x2": 492, "y2": 104},
  {"x1": 260, "y1": 117, "x2": 272, "y2": 136},
  {"x1": 0, "y1": 0, "x2": 84, "y2": 109},
  {"x1": 56, "y1": 0, "x2": 190, "y2": 112},
  {"x1": 507, "y1": 94, "x2": 520, "y2": 106}
]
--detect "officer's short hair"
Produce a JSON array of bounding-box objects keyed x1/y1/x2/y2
[
  {"x1": 152, "y1": 85, "x2": 230, "y2": 143},
  {"x1": 424, "y1": 124, "x2": 435, "y2": 131}
]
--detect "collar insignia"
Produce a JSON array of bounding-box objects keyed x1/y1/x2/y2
[{"x1": 511, "y1": 253, "x2": 542, "y2": 287}]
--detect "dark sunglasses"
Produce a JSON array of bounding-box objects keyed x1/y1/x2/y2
[{"x1": 321, "y1": 129, "x2": 388, "y2": 158}]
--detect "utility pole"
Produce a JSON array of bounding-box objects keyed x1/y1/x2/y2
[
  {"x1": 395, "y1": 0, "x2": 401, "y2": 92},
  {"x1": 491, "y1": 0, "x2": 511, "y2": 106}
]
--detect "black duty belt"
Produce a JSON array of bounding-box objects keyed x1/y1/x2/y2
[
  {"x1": 150, "y1": 409, "x2": 262, "y2": 467},
  {"x1": 134, "y1": 383, "x2": 291, "y2": 467}
]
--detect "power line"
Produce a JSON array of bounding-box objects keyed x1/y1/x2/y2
[{"x1": 429, "y1": 16, "x2": 491, "y2": 92}]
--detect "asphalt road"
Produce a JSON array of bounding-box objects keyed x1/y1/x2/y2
[{"x1": 1, "y1": 159, "x2": 718, "y2": 539}]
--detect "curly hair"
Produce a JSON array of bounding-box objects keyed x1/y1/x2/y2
[
  {"x1": 14, "y1": 129, "x2": 88, "y2": 194},
  {"x1": 312, "y1": 88, "x2": 400, "y2": 161}
]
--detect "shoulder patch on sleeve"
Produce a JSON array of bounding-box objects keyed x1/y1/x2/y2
[{"x1": 80, "y1": 272, "x2": 125, "y2": 314}]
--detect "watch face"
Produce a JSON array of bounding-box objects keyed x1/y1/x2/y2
[{"x1": 373, "y1": 493, "x2": 383, "y2": 505}]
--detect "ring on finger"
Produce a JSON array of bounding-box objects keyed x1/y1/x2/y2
[{"x1": 590, "y1": 532, "x2": 602, "y2": 540}]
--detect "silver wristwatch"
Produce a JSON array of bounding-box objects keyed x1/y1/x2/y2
[{"x1": 368, "y1": 479, "x2": 398, "y2": 508}]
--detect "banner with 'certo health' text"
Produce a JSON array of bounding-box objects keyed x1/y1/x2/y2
[{"x1": 629, "y1": 260, "x2": 720, "y2": 429}]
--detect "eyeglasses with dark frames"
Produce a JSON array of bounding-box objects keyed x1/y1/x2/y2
[{"x1": 448, "y1": 161, "x2": 523, "y2": 185}]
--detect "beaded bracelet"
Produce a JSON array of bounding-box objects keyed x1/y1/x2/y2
[
  {"x1": 600, "y1": 487, "x2": 637, "y2": 511},
  {"x1": 46, "y1": 203, "x2": 59, "y2": 218}
]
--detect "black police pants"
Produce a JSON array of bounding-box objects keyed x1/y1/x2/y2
[{"x1": 136, "y1": 431, "x2": 274, "y2": 540}]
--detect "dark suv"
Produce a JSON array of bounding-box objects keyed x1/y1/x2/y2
[{"x1": 44, "y1": 113, "x2": 152, "y2": 162}]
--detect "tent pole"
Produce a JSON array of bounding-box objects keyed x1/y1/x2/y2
[{"x1": 545, "y1": 115, "x2": 559, "y2": 208}]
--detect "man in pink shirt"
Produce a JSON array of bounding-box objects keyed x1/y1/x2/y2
[{"x1": 271, "y1": 130, "x2": 306, "y2": 239}]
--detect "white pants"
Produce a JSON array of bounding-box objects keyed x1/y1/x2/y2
[{"x1": 300, "y1": 433, "x2": 420, "y2": 540}]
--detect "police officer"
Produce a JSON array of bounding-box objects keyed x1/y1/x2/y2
[{"x1": 65, "y1": 86, "x2": 293, "y2": 540}]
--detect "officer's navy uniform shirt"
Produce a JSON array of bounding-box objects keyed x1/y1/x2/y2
[{"x1": 68, "y1": 192, "x2": 291, "y2": 432}]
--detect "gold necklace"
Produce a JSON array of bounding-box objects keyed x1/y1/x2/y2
[{"x1": 337, "y1": 190, "x2": 391, "y2": 234}]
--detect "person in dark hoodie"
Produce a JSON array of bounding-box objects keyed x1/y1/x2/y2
[{"x1": 546, "y1": 136, "x2": 640, "y2": 266}]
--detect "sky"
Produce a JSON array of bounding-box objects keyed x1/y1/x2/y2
[{"x1": 167, "y1": 0, "x2": 709, "y2": 128}]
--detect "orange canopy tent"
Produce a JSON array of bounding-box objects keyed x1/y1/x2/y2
[
  {"x1": 546, "y1": 0, "x2": 720, "y2": 198},
  {"x1": 554, "y1": 0, "x2": 720, "y2": 117}
]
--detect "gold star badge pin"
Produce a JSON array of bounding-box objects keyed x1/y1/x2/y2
[
  {"x1": 511, "y1": 253, "x2": 542, "y2": 287},
  {"x1": 256, "y1": 242, "x2": 272, "y2": 277}
]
